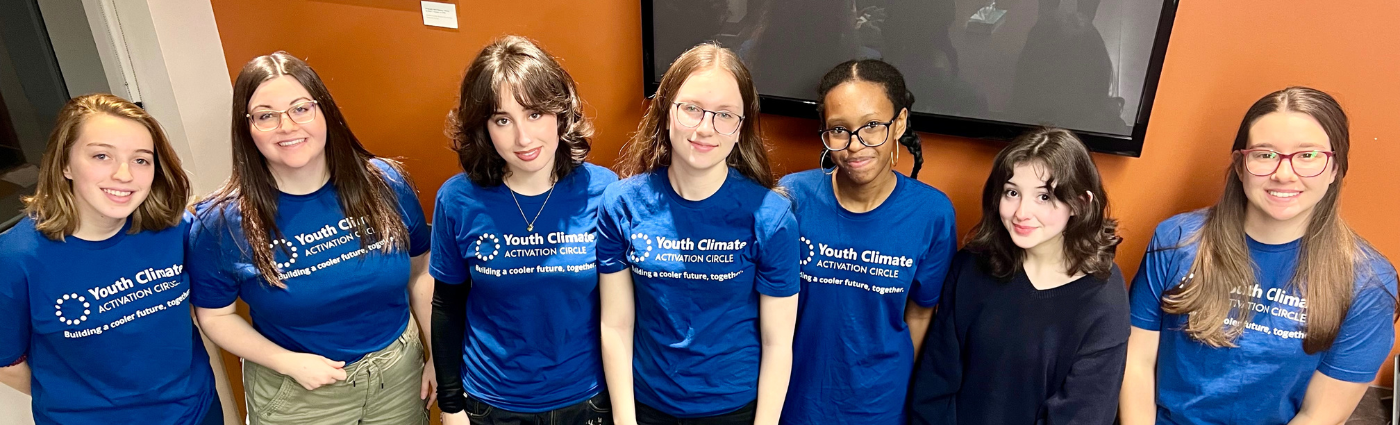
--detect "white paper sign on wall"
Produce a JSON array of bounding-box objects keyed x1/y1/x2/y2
[{"x1": 421, "y1": 1, "x2": 458, "y2": 29}]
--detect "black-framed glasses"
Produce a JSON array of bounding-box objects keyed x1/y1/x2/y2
[
  {"x1": 819, "y1": 118, "x2": 895, "y2": 151},
  {"x1": 673, "y1": 102, "x2": 744, "y2": 136},
  {"x1": 247, "y1": 100, "x2": 320, "y2": 132},
  {"x1": 1234, "y1": 149, "x2": 1335, "y2": 178}
]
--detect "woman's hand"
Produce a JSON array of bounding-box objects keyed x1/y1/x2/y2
[
  {"x1": 421, "y1": 359, "x2": 438, "y2": 407},
  {"x1": 273, "y1": 352, "x2": 347, "y2": 390}
]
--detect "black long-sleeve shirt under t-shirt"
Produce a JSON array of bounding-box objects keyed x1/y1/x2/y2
[{"x1": 909, "y1": 250, "x2": 1131, "y2": 425}]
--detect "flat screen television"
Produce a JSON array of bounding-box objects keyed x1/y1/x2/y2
[{"x1": 643, "y1": 0, "x2": 1179, "y2": 157}]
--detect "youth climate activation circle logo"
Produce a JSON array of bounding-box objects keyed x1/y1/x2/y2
[
  {"x1": 799, "y1": 237, "x2": 815, "y2": 266},
  {"x1": 270, "y1": 239, "x2": 297, "y2": 269},
  {"x1": 628, "y1": 233, "x2": 653, "y2": 263},
  {"x1": 475, "y1": 233, "x2": 500, "y2": 261},
  {"x1": 54, "y1": 293, "x2": 90, "y2": 326}
]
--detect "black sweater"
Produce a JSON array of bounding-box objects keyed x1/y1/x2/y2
[{"x1": 909, "y1": 250, "x2": 1130, "y2": 425}]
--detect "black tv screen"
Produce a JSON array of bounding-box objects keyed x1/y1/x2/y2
[{"x1": 643, "y1": 0, "x2": 1178, "y2": 156}]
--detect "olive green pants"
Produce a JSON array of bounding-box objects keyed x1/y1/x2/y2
[{"x1": 243, "y1": 323, "x2": 429, "y2": 425}]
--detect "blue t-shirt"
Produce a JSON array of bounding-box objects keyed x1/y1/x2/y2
[
  {"x1": 430, "y1": 163, "x2": 617, "y2": 412},
  {"x1": 0, "y1": 217, "x2": 215, "y2": 425},
  {"x1": 596, "y1": 167, "x2": 801, "y2": 417},
  {"x1": 777, "y1": 169, "x2": 957, "y2": 425},
  {"x1": 188, "y1": 159, "x2": 431, "y2": 363},
  {"x1": 1130, "y1": 211, "x2": 1398, "y2": 425}
]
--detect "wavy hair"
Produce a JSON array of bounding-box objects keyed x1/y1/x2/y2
[
  {"x1": 447, "y1": 35, "x2": 592, "y2": 185},
  {"x1": 25, "y1": 93, "x2": 190, "y2": 240},
  {"x1": 965, "y1": 127, "x2": 1120, "y2": 279}
]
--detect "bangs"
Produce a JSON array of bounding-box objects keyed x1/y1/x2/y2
[
  {"x1": 492, "y1": 61, "x2": 570, "y2": 115},
  {"x1": 1000, "y1": 155, "x2": 1078, "y2": 205}
]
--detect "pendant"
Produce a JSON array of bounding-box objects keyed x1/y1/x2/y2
[{"x1": 527, "y1": 225, "x2": 533, "y2": 232}]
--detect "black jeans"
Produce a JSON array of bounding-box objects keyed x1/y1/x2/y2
[
  {"x1": 465, "y1": 392, "x2": 612, "y2": 425},
  {"x1": 634, "y1": 400, "x2": 756, "y2": 425}
]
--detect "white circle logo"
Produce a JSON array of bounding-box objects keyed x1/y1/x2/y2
[
  {"x1": 799, "y1": 237, "x2": 815, "y2": 266},
  {"x1": 54, "y1": 293, "x2": 90, "y2": 326},
  {"x1": 270, "y1": 239, "x2": 297, "y2": 269},
  {"x1": 475, "y1": 233, "x2": 500, "y2": 261},
  {"x1": 628, "y1": 233, "x2": 653, "y2": 263}
]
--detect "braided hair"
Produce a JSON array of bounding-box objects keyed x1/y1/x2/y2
[{"x1": 816, "y1": 59, "x2": 924, "y2": 177}]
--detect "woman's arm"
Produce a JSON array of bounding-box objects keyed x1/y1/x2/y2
[
  {"x1": 407, "y1": 252, "x2": 436, "y2": 407},
  {"x1": 0, "y1": 359, "x2": 30, "y2": 395},
  {"x1": 1286, "y1": 270, "x2": 1397, "y2": 425},
  {"x1": 431, "y1": 278, "x2": 470, "y2": 424},
  {"x1": 754, "y1": 293, "x2": 798, "y2": 425},
  {"x1": 600, "y1": 270, "x2": 637, "y2": 425},
  {"x1": 906, "y1": 301, "x2": 935, "y2": 358},
  {"x1": 1286, "y1": 372, "x2": 1369, "y2": 425},
  {"x1": 1118, "y1": 327, "x2": 1160, "y2": 425},
  {"x1": 194, "y1": 305, "x2": 346, "y2": 390}
]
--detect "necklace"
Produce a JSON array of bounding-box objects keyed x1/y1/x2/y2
[{"x1": 506, "y1": 180, "x2": 556, "y2": 232}]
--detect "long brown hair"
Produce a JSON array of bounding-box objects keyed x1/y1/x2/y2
[
  {"x1": 200, "y1": 52, "x2": 410, "y2": 288},
  {"x1": 25, "y1": 93, "x2": 190, "y2": 240},
  {"x1": 965, "y1": 127, "x2": 1120, "y2": 279},
  {"x1": 617, "y1": 42, "x2": 777, "y2": 189},
  {"x1": 1162, "y1": 87, "x2": 1376, "y2": 353},
  {"x1": 447, "y1": 35, "x2": 592, "y2": 186}
]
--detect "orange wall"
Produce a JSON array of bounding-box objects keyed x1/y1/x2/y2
[{"x1": 209, "y1": 0, "x2": 1400, "y2": 416}]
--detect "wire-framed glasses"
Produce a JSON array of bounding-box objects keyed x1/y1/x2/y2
[
  {"x1": 247, "y1": 100, "x2": 320, "y2": 132},
  {"x1": 673, "y1": 102, "x2": 744, "y2": 136}
]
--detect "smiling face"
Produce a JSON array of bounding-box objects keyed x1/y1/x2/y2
[
  {"x1": 246, "y1": 75, "x2": 328, "y2": 176},
  {"x1": 999, "y1": 161, "x2": 1073, "y2": 252},
  {"x1": 1240, "y1": 110, "x2": 1337, "y2": 231},
  {"x1": 62, "y1": 114, "x2": 156, "y2": 229},
  {"x1": 668, "y1": 67, "x2": 743, "y2": 173},
  {"x1": 487, "y1": 86, "x2": 560, "y2": 178},
  {"x1": 822, "y1": 80, "x2": 906, "y2": 185}
]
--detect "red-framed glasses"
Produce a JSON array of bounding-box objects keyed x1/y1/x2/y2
[{"x1": 1233, "y1": 149, "x2": 1335, "y2": 177}]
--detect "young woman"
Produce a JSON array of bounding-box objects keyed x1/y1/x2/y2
[
  {"x1": 1120, "y1": 87, "x2": 1398, "y2": 425},
  {"x1": 429, "y1": 35, "x2": 617, "y2": 425},
  {"x1": 0, "y1": 94, "x2": 218, "y2": 424},
  {"x1": 187, "y1": 52, "x2": 434, "y2": 425},
  {"x1": 597, "y1": 43, "x2": 799, "y2": 425},
  {"x1": 908, "y1": 127, "x2": 1129, "y2": 424},
  {"x1": 778, "y1": 59, "x2": 956, "y2": 425}
]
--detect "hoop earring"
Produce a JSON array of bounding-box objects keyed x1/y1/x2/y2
[
  {"x1": 891, "y1": 146, "x2": 900, "y2": 167},
  {"x1": 820, "y1": 149, "x2": 837, "y2": 175}
]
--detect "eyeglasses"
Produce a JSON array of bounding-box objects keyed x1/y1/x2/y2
[
  {"x1": 247, "y1": 100, "x2": 320, "y2": 132},
  {"x1": 1234, "y1": 149, "x2": 1335, "y2": 178},
  {"x1": 673, "y1": 102, "x2": 744, "y2": 136},
  {"x1": 819, "y1": 118, "x2": 895, "y2": 151}
]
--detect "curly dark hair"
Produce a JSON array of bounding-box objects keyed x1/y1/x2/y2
[
  {"x1": 447, "y1": 35, "x2": 591, "y2": 186},
  {"x1": 965, "y1": 127, "x2": 1121, "y2": 280}
]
